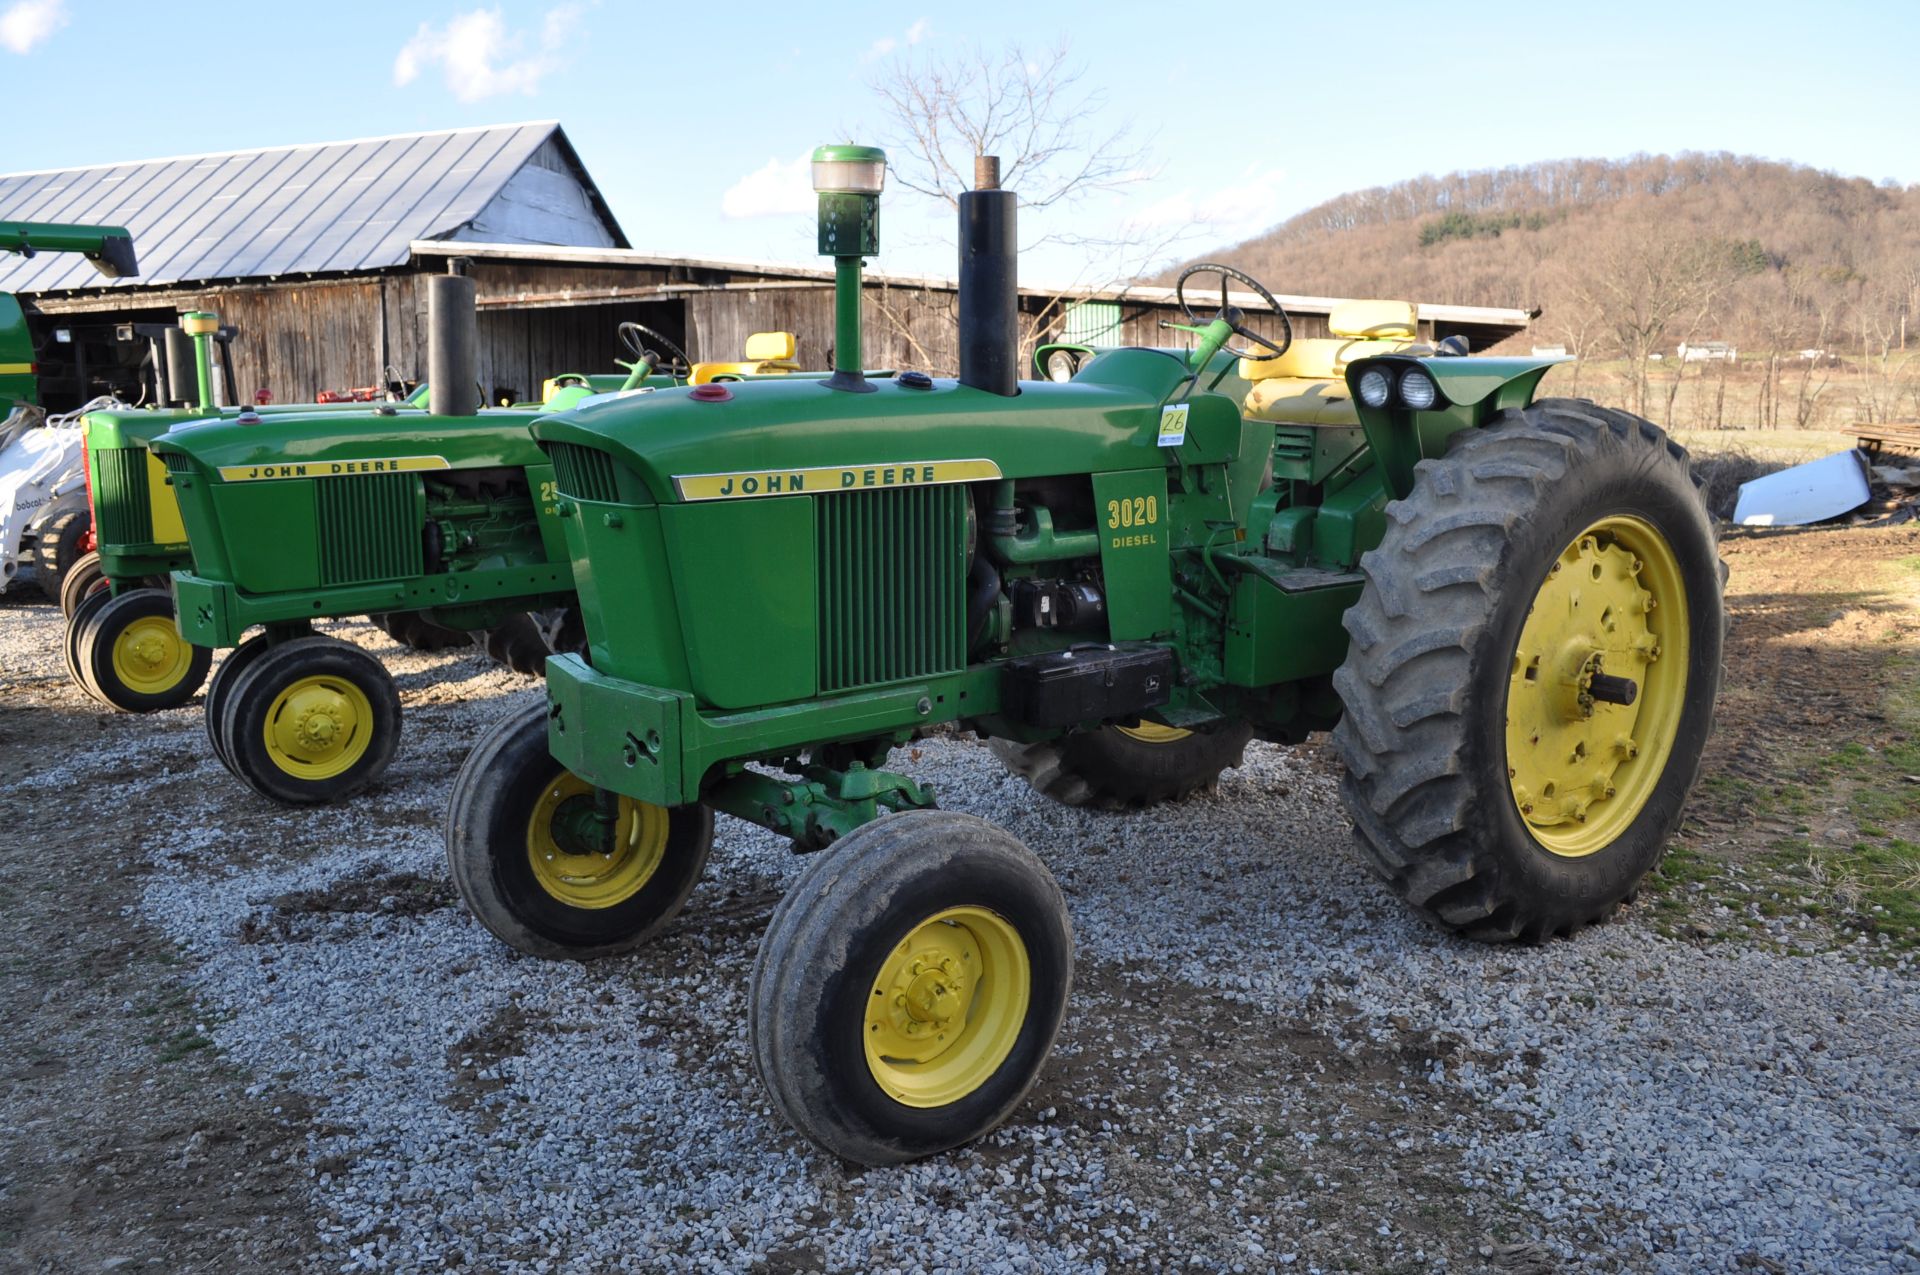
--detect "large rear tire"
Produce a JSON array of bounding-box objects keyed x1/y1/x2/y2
[
  {"x1": 445, "y1": 701, "x2": 713, "y2": 959},
  {"x1": 750, "y1": 810, "x2": 1072, "y2": 1166},
  {"x1": 990, "y1": 719, "x2": 1254, "y2": 810},
  {"x1": 369, "y1": 610, "x2": 472, "y2": 653},
  {"x1": 33, "y1": 507, "x2": 91, "y2": 603},
  {"x1": 1332, "y1": 399, "x2": 1725, "y2": 942}
]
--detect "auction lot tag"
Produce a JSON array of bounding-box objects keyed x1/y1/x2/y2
[{"x1": 1157, "y1": 403, "x2": 1190, "y2": 448}]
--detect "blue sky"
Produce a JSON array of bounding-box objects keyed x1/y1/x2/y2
[{"x1": 3, "y1": 0, "x2": 1917, "y2": 284}]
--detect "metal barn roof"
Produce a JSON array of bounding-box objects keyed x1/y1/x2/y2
[{"x1": 0, "y1": 122, "x2": 626, "y2": 295}]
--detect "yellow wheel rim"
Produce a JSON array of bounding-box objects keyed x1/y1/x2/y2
[
  {"x1": 525, "y1": 773, "x2": 669, "y2": 910},
  {"x1": 1505, "y1": 514, "x2": 1689, "y2": 858},
  {"x1": 262, "y1": 674, "x2": 376, "y2": 781},
  {"x1": 1115, "y1": 721, "x2": 1191, "y2": 744},
  {"x1": 110, "y1": 615, "x2": 192, "y2": 695},
  {"x1": 864, "y1": 906, "x2": 1030, "y2": 1109}
]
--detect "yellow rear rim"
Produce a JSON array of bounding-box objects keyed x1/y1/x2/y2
[
  {"x1": 1505, "y1": 514, "x2": 1689, "y2": 858},
  {"x1": 1115, "y1": 721, "x2": 1191, "y2": 745},
  {"x1": 110, "y1": 615, "x2": 192, "y2": 695},
  {"x1": 262, "y1": 675, "x2": 376, "y2": 781},
  {"x1": 864, "y1": 906, "x2": 1030, "y2": 1109},
  {"x1": 525, "y1": 773, "x2": 669, "y2": 909}
]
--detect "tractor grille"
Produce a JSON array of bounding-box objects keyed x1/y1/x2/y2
[
  {"x1": 316, "y1": 473, "x2": 423, "y2": 585},
  {"x1": 816, "y1": 484, "x2": 967, "y2": 693},
  {"x1": 93, "y1": 447, "x2": 152, "y2": 545},
  {"x1": 160, "y1": 450, "x2": 194, "y2": 474},
  {"x1": 549, "y1": 442, "x2": 621, "y2": 504}
]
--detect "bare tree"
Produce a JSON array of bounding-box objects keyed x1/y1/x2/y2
[
  {"x1": 1567, "y1": 225, "x2": 1734, "y2": 417},
  {"x1": 867, "y1": 41, "x2": 1188, "y2": 363}
]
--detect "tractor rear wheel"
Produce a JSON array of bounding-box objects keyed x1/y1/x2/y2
[
  {"x1": 444, "y1": 701, "x2": 713, "y2": 959},
  {"x1": 205, "y1": 634, "x2": 274, "y2": 773},
  {"x1": 749, "y1": 810, "x2": 1072, "y2": 1165},
  {"x1": 56, "y1": 549, "x2": 107, "y2": 619},
  {"x1": 1332, "y1": 399, "x2": 1725, "y2": 942},
  {"x1": 33, "y1": 507, "x2": 92, "y2": 603},
  {"x1": 990, "y1": 719, "x2": 1254, "y2": 810},
  {"x1": 218, "y1": 635, "x2": 401, "y2": 804},
  {"x1": 369, "y1": 610, "x2": 472, "y2": 653},
  {"x1": 75, "y1": 587, "x2": 212, "y2": 712},
  {"x1": 477, "y1": 612, "x2": 551, "y2": 676}
]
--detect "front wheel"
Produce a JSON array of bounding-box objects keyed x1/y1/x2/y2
[
  {"x1": 1332, "y1": 399, "x2": 1725, "y2": 942},
  {"x1": 445, "y1": 701, "x2": 713, "y2": 959},
  {"x1": 74, "y1": 587, "x2": 212, "y2": 712},
  {"x1": 749, "y1": 810, "x2": 1073, "y2": 1165},
  {"x1": 217, "y1": 635, "x2": 401, "y2": 804},
  {"x1": 57, "y1": 550, "x2": 107, "y2": 620}
]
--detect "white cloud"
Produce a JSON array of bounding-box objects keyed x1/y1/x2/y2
[
  {"x1": 1127, "y1": 164, "x2": 1289, "y2": 243},
  {"x1": 721, "y1": 155, "x2": 815, "y2": 220},
  {"x1": 863, "y1": 16, "x2": 928, "y2": 61},
  {"x1": 393, "y1": 4, "x2": 581, "y2": 102},
  {"x1": 0, "y1": 0, "x2": 66, "y2": 54}
]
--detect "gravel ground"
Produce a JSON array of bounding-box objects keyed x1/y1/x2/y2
[{"x1": 2, "y1": 594, "x2": 1918, "y2": 1274}]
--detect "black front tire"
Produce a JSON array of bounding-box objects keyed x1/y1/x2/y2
[
  {"x1": 64, "y1": 587, "x2": 113, "y2": 696},
  {"x1": 219, "y1": 635, "x2": 402, "y2": 805},
  {"x1": 445, "y1": 701, "x2": 714, "y2": 959},
  {"x1": 749, "y1": 810, "x2": 1073, "y2": 1166},
  {"x1": 74, "y1": 587, "x2": 212, "y2": 713},
  {"x1": 205, "y1": 634, "x2": 273, "y2": 774},
  {"x1": 1332, "y1": 399, "x2": 1725, "y2": 942},
  {"x1": 57, "y1": 550, "x2": 107, "y2": 620}
]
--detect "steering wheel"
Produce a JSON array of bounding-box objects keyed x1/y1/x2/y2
[
  {"x1": 618, "y1": 322, "x2": 692, "y2": 378},
  {"x1": 1174, "y1": 263, "x2": 1292, "y2": 362}
]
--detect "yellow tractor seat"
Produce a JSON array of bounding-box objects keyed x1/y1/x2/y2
[
  {"x1": 691, "y1": 330, "x2": 803, "y2": 384},
  {"x1": 1239, "y1": 300, "x2": 1428, "y2": 427}
]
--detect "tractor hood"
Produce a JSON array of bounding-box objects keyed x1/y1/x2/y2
[
  {"x1": 534, "y1": 350, "x2": 1208, "y2": 505},
  {"x1": 151, "y1": 407, "x2": 546, "y2": 480}
]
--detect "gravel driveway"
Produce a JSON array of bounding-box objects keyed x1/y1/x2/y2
[{"x1": 2, "y1": 595, "x2": 1916, "y2": 1274}]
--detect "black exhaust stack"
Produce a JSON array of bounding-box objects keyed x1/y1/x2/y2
[
  {"x1": 958, "y1": 156, "x2": 1018, "y2": 397},
  {"x1": 428, "y1": 260, "x2": 480, "y2": 417}
]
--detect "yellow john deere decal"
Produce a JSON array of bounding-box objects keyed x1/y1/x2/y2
[
  {"x1": 674, "y1": 458, "x2": 1002, "y2": 501},
  {"x1": 216, "y1": 455, "x2": 452, "y2": 482},
  {"x1": 0, "y1": 362, "x2": 36, "y2": 375}
]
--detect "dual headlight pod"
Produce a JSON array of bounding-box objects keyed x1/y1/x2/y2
[{"x1": 1355, "y1": 364, "x2": 1443, "y2": 412}]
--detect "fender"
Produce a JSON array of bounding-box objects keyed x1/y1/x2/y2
[{"x1": 1347, "y1": 354, "x2": 1566, "y2": 500}]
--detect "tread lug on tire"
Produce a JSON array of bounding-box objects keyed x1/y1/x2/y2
[
  {"x1": 445, "y1": 701, "x2": 713, "y2": 959},
  {"x1": 749, "y1": 810, "x2": 1073, "y2": 1166},
  {"x1": 221, "y1": 634, "x2": 401, "y2": 805},
  {"x1": 991, "y1": 720, "x2": 1254, "y2": 810},
  {"x1": 34, "y1": 507, "x2": 91, "y2": 603},
  {"x1": 1331, "y1": 398, "x2": 1726, "y2": 943},
  {"x1": 74, "y1": 587, "x2": 212, "y2": 713}
]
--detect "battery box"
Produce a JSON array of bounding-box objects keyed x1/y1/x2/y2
[{"x1": 998, "y1": 644, "x2": 1176, "y2": 729}]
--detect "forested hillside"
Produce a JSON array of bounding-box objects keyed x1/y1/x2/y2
[{"x1": 1181, "y1": 154, "x2": 1920, "y2": 429}]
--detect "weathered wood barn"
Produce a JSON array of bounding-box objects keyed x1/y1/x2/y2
[{"x1": 0, "y1": 122, "x2": 1534, "y2": 410}]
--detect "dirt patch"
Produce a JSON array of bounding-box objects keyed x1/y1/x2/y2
[
  {"x1": 237, "y1": 869, "x2": 456, "y2": 945},
  {"x1": 0, "y1": 693, "x2": 321, "y2": 1272}
]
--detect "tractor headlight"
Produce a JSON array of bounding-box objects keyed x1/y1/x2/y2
[
  {"x1": 1356, "y1": 367, "x2": 1392, "y2": 408},
  {"x1": 1045, "y1": 349, "x2": 1081, "y2": 382},
  {"x1": 1398, "y1": 368, "x2": 1439, "y2": 411}
]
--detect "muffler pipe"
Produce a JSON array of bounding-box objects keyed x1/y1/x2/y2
[
  {"x1": 958, "y1": 156, "x2": 1018, "y2": 397},
  {"x1": 428, "y1": 266, "x2": 479, "y2": 418}
]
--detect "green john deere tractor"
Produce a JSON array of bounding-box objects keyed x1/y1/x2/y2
[
  {"x1": 444, "y1": 145, "x2": 1724, "y2": 1166},
  {"x1": 149, "y1": 283, "x2": 845, "y2": 806}
]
